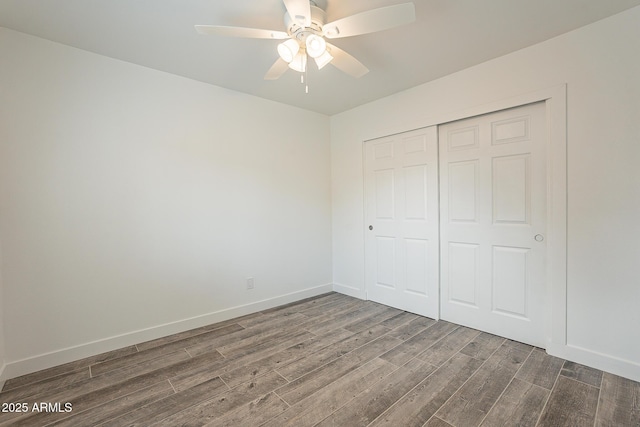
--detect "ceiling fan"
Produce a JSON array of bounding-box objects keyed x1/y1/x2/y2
[{"x1": 195, "y1": 0, "x2": 416, "y2": 81}]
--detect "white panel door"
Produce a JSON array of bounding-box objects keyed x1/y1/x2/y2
[
  {"x1": 439, "y1": 102, "x2": 547, "y2": 347},
  {"x1": 364, "y1": 127, "x2": 439, "y2": 318}
]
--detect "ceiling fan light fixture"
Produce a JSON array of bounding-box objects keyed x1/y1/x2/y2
[
  {"x1": 288, "y1": 51, "x2": 307, "y2": 72},
  {"x1": 305, "y1": 34, "x2": 326, "y2": 58},
  {"x1": 197, "y1": 1, "x2": 417, "y2": 81},
  {"x1": 277, "y1": 39, "x2": 300, "y2": 63},
  {"x1": 314, "y1": 50, "x2": 333, "y2": 69}
]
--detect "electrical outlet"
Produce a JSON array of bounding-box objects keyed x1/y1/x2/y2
[{"x1": 247, "y1": 277, "x2": 254, "y2": 290}]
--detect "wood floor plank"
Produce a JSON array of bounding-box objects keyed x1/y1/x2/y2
[
  {"x1": 135, "y1": 314, "x2": 257, "y2": 352},
  {"x1": 292, "y1": 295, "x2": 365, "y2": 317},
  {"x1": 385, "y1": 316, "x2": 437, "y2": 341},
  {"x1": 263, "y1": 358, "x2": 398, "y2": 427},
  {"x1": 220, "y1": 328, "x2": 352, "y2": 388},
  {"x1": 316, "y1": 359, "x2": 437, "y2": 427},
  {"x1": 379, "y1": 311, "x2": 420, "y2": 329},
  {"x1": 259, "y1": 292, "x2": 336, "y2": 315},
  {"x1": 276, "y1": 335, "x2": 402, "y2": 405},
  {"x1": 276, "y1": 324, "x2": 391, "y2": 382},
  {"x1": 238, "y1": 307, "x2": 309, "y2": 329},
  {"x1": 0, "y1": 349, "x2": 204, "y2": 426},
  {"x1": 92, "y1": 348, "x2": 192, "y2": 379},
  {"x1": 537, "y1": 375, "x2": 600, "y2": 427},
  {"x1": 415, "y1": 326, "x2": 480, "y2": 367},
  {"x1": 294, "y1": 294, "x2": 362, "y2": 318},
  {"x1": 1, "y1": 345, "x2": 137, "y2": 392},
  {"x1": 4, "y1": 350, "x2": 223, "y2": 427},
  {"x1": 151, "y1": 371, "x2": 288, "y2": 426},
  {"x1": 91, "y1": 347, "x2": 207, "y2": 390},
  {"x1": 170, "y1": 329, "x2": 315, "y2": 393},
  {"x1": 169, "y1": 329, "x2": 322, "y2": 393},
  {"x1": 217, "y1": 314, "x2": 308, "y2": 352},
  {"x1": 515, "y1": 348, "x2": 564, "y2": 390},
  {"x1": 91, "y1": 323, "x2": 243, "y2": 377},
  {"x1": 479, "y1": 378, "x2": 549, "y2": 427},
  {"x1": 245, "y1": 311, "x2": 314, "y2": 332},
  {"x1": 369, "y1": 353, "x2": 484, "y2": 427},
  {"x1": 165, "y1": 360, "x2": 235, "y2": 394},
  {"x1": 203, "y1": 391, "x2": 289, "y2": 427},
  {"x1": 425, "y1": 417, "x2": 455, "y2": 427},
  {"x1": 306, "y1": 302, "x2": 390, "y2": 334},
  {"x1": 105, "y1": 377, "x2": 228, "y2": 426},
  {"x1": 459, "y1": 331, "x2": 506, "y2": 361},
  {"x1": 299, "y1": 298, "x2": 367, "y2": 320},
  {"x1": 50, "y1": 380, "x2": 174, "y2": 427},
  {"x1": 217, "y1": 329, "x2": 314, "y2": 359},
  {"x1": 184, "y1": 313, "x2": 308, "y2": 357},
  {"x1": 267, "y1": 299, "x2": 366, "y2": 339},
  {"x1": 380, "y1": 321, "x2": 457, "y2": 366},
  {"x1": 0, "y1": 368, "x2": 90, "y2": 401},
  {"x1": 436, "y1": 341, "x2": 532, "y2": 427},
  {"x1": 343, "y1": 306, "x2": 404, "y2": 333},
  {"x1": 560, "y1": 360, "x2": 603, "y2": 388},
  {"x1": 595, "y1": 372, "x2": 640, "y2": 427}
]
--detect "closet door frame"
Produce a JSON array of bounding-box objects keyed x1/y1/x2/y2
[{"x1": 361, "y1": 84, "x2": 567, "y2": 351}]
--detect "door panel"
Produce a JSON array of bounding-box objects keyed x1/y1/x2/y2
[
  {"x1": 448, "y1": 242, "x2": 479, "y2": 307},
  {"x1": 404, "y1": 165, "x2": 428, "y2": 220},
  {"x1": 364, "y1": 127, "x2": 439, "y2": 318},
  {"x1": 492, "y1": 245, "x2": 529, "y2": 318},
  {"x1": 439, "y1": 102, "x2": 547, "y2": 347},
  {"x1": 492, "y1": 154, "x2": 530, "y2": 224},
  {"x1": 404, "y1": 238, "x2": 429, "y2": 295},
  {"x1": 376, "y1": 237, "x2": 396, "y2": 287},
  {"x1": 374, "y1": 170, "x2": 394, "y2": 219},
  {"x1": 448, "y1": 161, "x2": 478, "y2": 222}
]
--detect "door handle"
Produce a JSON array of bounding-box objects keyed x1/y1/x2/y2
[
  {"x1": 369, "y1": 225, "x2": 373, "y2": 231},
  {"x1": 534, "y1": 234, "x2": 544, "y2": 242}
]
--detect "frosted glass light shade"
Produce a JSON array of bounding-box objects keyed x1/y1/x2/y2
[
  {"x1": 314, "y1": 50, "x2": 333, "y2": 69},
  {"x1": 288, "y1": 51, "x2": 307, "y2": 72},
  {"x1": 305, "y1": 34, "x2": 327, "y2": 58},
  {"x1": 277, "y1": 39, "x2": 300, "y2": 63}
]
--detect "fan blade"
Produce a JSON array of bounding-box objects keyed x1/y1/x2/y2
[
  {"x1": 264, "y1": 58, "x2": 289, "y2": 80},
  {"x1": 323, "y1": 3, "x2": 415, "y2": 39},
  {"x1": 326, "y1": 43, "x2": 369, "y2": 78},
  {"x1": 283, "y1": 0, "x2": 311, "y2": 27},
  {"x1": 195, "y1": 25, "x2": 288, "y2": 39}
]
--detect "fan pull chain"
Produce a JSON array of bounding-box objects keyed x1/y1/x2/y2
[{"x1": 305, "y1": 64, "x2": 309, "y2": 94}]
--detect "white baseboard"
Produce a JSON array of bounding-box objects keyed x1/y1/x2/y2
[
  {"x1": 2, "y1": 284, "x2": 333, "y2": 381},
  {"x1": 547, "y1": 341, "x2": 640, "y2": 384},
  {"x1": 332, "y1": 282, "x2": 366, "y2": 300},
  {"x1": 10, "y1": 282, "x2": 637, "y2": 385}
]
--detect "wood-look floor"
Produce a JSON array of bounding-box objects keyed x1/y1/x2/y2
[{"x1": 1, "y1": 293, "x2": 638, "y2": 427}]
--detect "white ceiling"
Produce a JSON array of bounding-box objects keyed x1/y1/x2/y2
[{"x1": 2, "y1": 0, "x2": 640, "y2": 115}]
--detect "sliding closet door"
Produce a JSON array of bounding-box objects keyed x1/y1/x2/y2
[
  {"x1": 439, "y1": 102, "x2": 547, "y2": 347},
  {"x1": 364, "y1": 127, "x2": 439, "y2": 318}
]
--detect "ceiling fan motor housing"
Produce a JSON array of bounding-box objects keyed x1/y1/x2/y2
[{"x1": 284, "y1": 5, "x2": 327, "y2": 43}]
